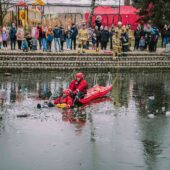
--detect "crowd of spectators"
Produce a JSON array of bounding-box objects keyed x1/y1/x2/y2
[{"x1": 0, "y1": 18, "x2": 169, "y2": 53}]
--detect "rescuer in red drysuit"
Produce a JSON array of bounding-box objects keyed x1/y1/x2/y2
[
  {"x1": 54, "y1": 89, "x2": 73, "y2": 108},
  {"x1": 68, "y1": 72, "x2": 88, "y2": 102}
]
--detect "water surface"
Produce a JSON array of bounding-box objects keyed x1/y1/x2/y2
[{"x1": 0, "y1": 71, "x2": 170, "y2": 170}]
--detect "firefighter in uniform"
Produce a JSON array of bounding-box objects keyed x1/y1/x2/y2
[
  {"x1": 112, "y1": 30, "x2": 122, "y2": 58},
  {"x1": 116, "y1": 21, "x2": 123, "y2": 40},
  {"x1": 126, "y1": 24, "x2": 133, "y2": 51},
  {"x1": 78, "y1": 22, "x2": 88, "y2": 53}
]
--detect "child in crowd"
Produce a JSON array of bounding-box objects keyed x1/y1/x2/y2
[
  {"x1": 92, "y1": 32, "x2": 97, "y2": 50},
  {"x1": 30, "y1": 37, "x2": 37, "y2": 51},
  {"x1": 2, "y1": 28, "x2": 8, "y2": 50},
  {"x1": 0, "y1": 30, "x2": 2, "y2": 49},
  {"x1": 25, "y1": 33, "x2": 32, "y2": 50},
  {"x1": 22, "y1": 37, "x2": 29, "y2": 52},
  {"x1": 139, "y1": 36, "x2": 145, "y2": 51}
]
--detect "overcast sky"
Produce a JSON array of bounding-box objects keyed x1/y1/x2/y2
[
  {"x1": 46, "y1": 0, "x2": 124, "y2": 5},
  {"x1": 18, "y1": 0, "x2": 124, "y2": 6}
]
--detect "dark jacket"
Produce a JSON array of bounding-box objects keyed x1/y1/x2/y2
[
  {"x1": 9, "y1": 27, "x2": 17, "y2": 39},
  {"x1": 37, "y1": 26, "x2": 42, "y2": 38},
  {"x1": 94, "y1": 29, "x2": 101, "y2": 39},
  {"x1": 65, "y1": 30, "x2": 73, "y2": 39},
  {"x1": 53, "y1": 27, "x2": 61, "y2": 38},
  {"x1": 95, "y1": 20, "x2": 102, "y2": 30},
  {"x1": 109, "y1": 29, "x2": 115, "y2": 38},
  {"x1": 162, "y1": 28, "x2": 168, "y2": 37},
  {"x1": 60, "y1": 29, "x2": 65, "y2": 42},
  {"x1": 100, "y1": 30, "x2": 110, "y2": 42},
  {"x1": 121, "y1": 32, "x2": 129, "y2": 45},
  {"x1": 71, "y1": 26, "x2": 78, "y2": 39},
  {"x1": 42, "y1": 31, "x2": 46, "y2": 39},
  {"x1": 134, "y1": 29, "x2": 141, "y2": 39},
  {"x1": 167, "y1": 28, "x2": 170, "y2": 37}
]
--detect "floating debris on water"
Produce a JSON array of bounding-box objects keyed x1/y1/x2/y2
[
  {"x1": 0, "y1": 114, "x2": 3, "y2": 120},
  {"x1": 148, "y1": 96, "x2": 155, "y2": 100},
  {"x1": 162, "y1": 107, "x2": 165, "y2": 112},
  {"x1": 165, "y1": 111, "x2": 170, "y2": 117},
  {"x1": 4, "y1": 73, "x2": 12, "y2": 76},
  {"x1": 16, "y1": 114, "x2": 30, "y2": 118},
  {"x1": 56, "y1": 77, "x2": 62, "y2": 79},
  {"x1": 148, "y1": 114, "x2": 155, "y2": 119},
  {"x1": 91, "y1": 137, "x2": 96, "y2": 142}
]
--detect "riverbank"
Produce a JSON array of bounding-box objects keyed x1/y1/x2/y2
[{"x1": 0, "y1": 48, "x2": 170, "y2": 71}]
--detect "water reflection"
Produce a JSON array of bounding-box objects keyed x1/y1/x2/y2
[
  {"x1": 111, "y1": 74, "x2": 130, "y2": 108},
  {"x1": 134, "y1": 80, "x2": 168, "y2": 115},
  {"x1": 61, "y1": 108, "x2": 87, "y2": 135},
  {"x1": 133, "y1": 73, "x2": 170, "y2": 170}
]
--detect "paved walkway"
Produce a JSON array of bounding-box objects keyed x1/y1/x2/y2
[{"x1": 0, "y1": 47, "x2": 166, "y2": 54}]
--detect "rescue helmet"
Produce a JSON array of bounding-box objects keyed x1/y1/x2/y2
[{"x1": 75, "y1": 72, "x2": 84, "y2": 79}]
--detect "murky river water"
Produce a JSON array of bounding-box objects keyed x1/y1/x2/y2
[{"x1": 0, "y1": 71, "x2": 170, "y2": 170}]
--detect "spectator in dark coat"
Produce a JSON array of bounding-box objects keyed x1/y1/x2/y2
[
  {"x1": 149, "y1": 26, "x2": 159, "y2": 52},
  {"x1": 100, "y1": 26, "x2": 110, "y2": 50},
  {"x1": 9, "y1": 23, "x2": 17, "y2": 50},
  {"x1": 162, "y1": 24, "x2": 169, "y2": 48},
  {"x1": 95, "y1": 15, "x2": 102, "y2": 30},
  {"x1": 134, "y1": 25, "x2": 141, "y2": 50},
  {"x1": 71, "y1": 23, "x2": 78, "y2": 50},
  {"x1": 167, "y1": 24, "x2": 170, "y2": 44},
  {"x1": 94, "y1": 26, "x2": 101, "y2": 49},
  {"x1": 25, "y1": 32, "x2": 32, "y2": 50},
  {"x1": 60, "y1": 26, "x2": 65, "y2": 51},
  {"x1": 144, "y1": 25, "x2": 151, "y2": 50},
  {"x1": 53, "y1": 25, "x2": 61, "y2": 52}
]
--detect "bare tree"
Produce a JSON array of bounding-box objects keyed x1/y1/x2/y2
[
  {"x1": 0, "y1": 0, "x2": 15, "y2": 26},
  {"x1": 88, "y1": 0, "x2": 96, "y2": 27}
]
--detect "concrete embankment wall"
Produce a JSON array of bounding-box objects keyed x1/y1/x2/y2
[{"x1": 0, "y1": 52, "x2": 170, "y2": 71}]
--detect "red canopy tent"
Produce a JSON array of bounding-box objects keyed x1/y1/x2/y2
[{"x1": 85, "y1": 6, "x2": 140, "y2": 30}]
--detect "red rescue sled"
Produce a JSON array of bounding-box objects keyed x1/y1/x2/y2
[{"x1": 79, "y1": 85, "x2": 112, "y2": 104}]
